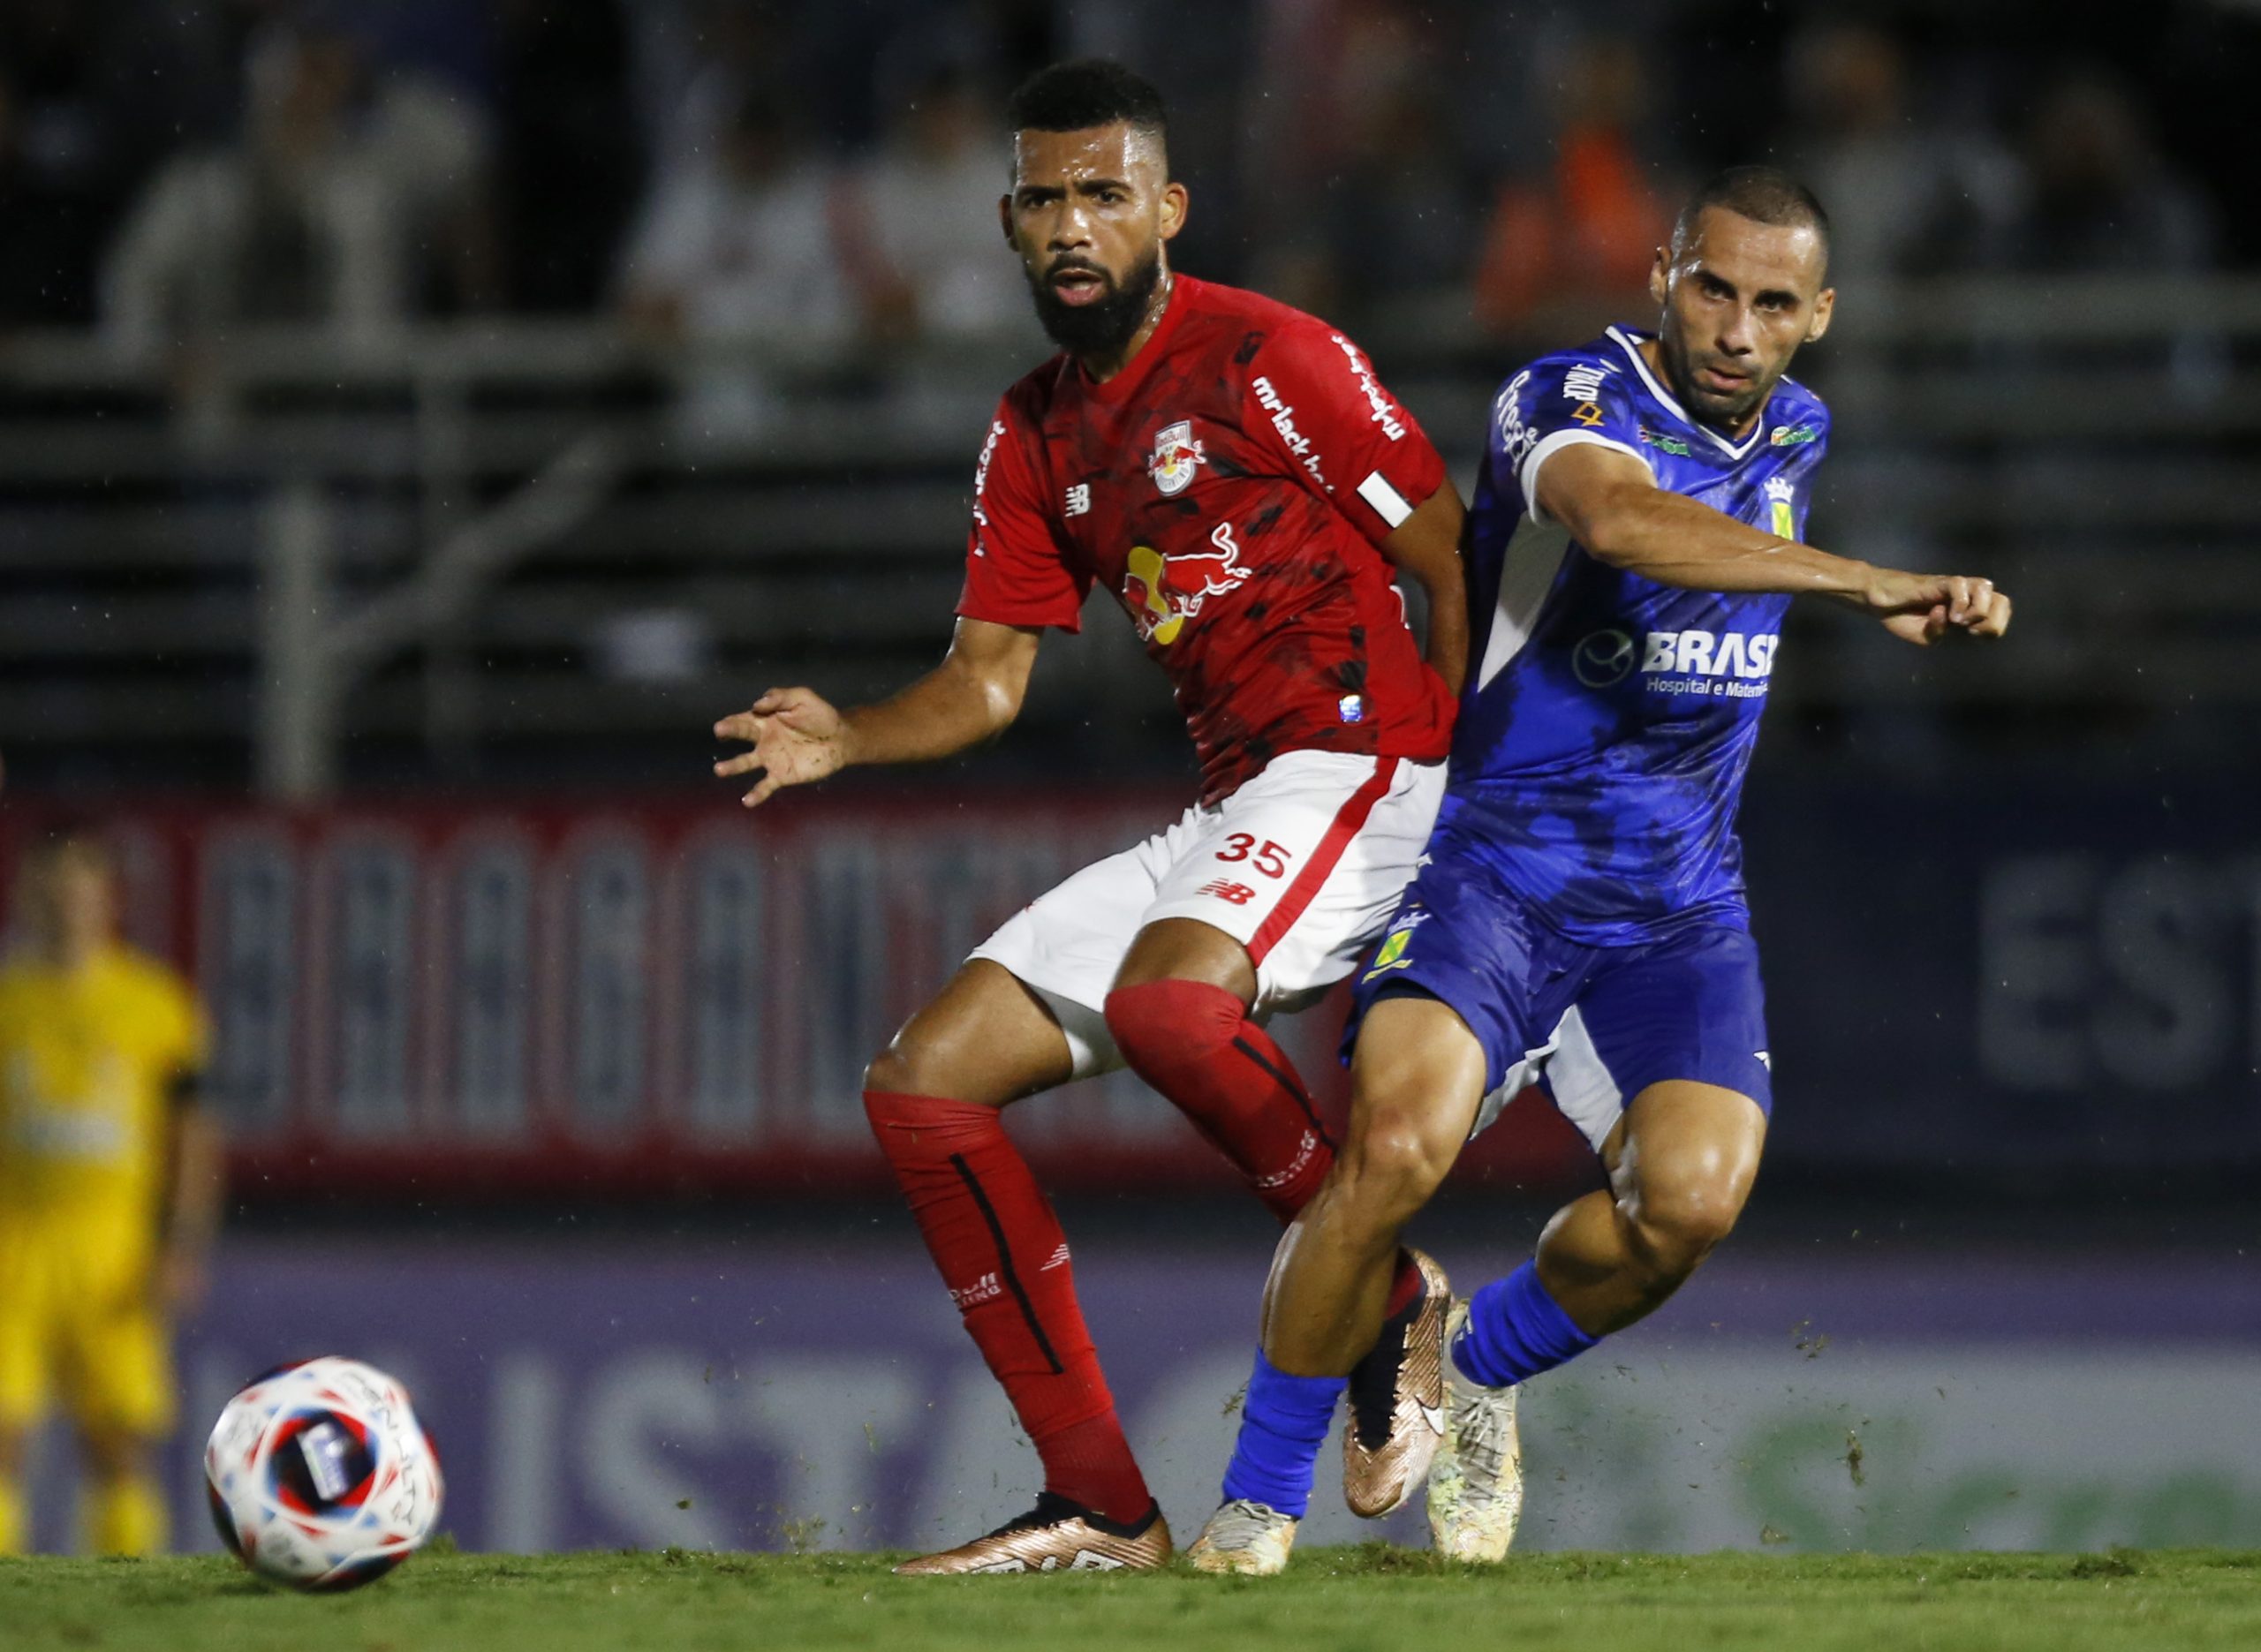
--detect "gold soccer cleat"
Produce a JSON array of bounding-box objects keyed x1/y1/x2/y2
[
  {"x1": 1186, "y1": 1498, "x2": 1299, "y2": 1576},
  {"x1": 1342, "y1": 1247, "x2": 1450, "y2": 1518},
  {"x1": 1426, "y1": 1300, "x2": 1524, "y2": 1562},
  {"x1": 892, "y1": 1494, "x2": 1171, "y2": 1576}
]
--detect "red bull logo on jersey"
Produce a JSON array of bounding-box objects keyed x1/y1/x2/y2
[
  {"x1": 1123, "y1": 522, "x2": 1251, "y2": 646},
  {"x1": 1148, "y1": 419, "x2": 1206, "y2": 496}
]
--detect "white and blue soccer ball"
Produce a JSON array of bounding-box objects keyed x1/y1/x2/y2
[{"x1": 205, "y1": 1356, "x2": 445, "y2": 1591}]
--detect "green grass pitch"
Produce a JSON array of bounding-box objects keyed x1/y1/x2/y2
[{"x1": 5, "y1": 1548, "x2": 2257, "y2": 1651}]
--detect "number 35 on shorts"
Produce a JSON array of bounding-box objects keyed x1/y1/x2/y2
[{"x1": 1215, "y1": 834, "x2": 1294, "y2": 879}]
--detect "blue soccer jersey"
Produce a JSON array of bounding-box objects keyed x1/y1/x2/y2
[{"x1": 1445, "y1": 325, "x2": 1831, "y2": 945}]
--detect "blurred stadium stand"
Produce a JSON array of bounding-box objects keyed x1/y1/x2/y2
[{"x1": 5, "y1": 272, "x2": 2261, "y2": 794}]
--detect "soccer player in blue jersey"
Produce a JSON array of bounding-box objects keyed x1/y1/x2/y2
[{"x1": 1186, "y1": 168, "x2": 2011, "y2": 1573}]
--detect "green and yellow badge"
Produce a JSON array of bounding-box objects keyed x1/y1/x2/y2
[{"x1": 1364, "y1": 924, "x2": 1417, "y2": 981}]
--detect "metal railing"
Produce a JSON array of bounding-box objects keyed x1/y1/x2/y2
[{"x1": 3, "y1": 275, "x2": 2256, "y2": 796}]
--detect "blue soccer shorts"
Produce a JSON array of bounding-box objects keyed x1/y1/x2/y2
[{"x1": 1344, "y1": 860, "x2": 1773, "y2": 1154}]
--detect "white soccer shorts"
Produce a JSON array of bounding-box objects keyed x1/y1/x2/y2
[{"x1": 970, "y1": 751, "x2": 1446, "y2": 1078}]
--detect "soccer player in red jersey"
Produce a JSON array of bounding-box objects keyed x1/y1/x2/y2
[{"x1": 715, "y1": 61, "x2": 1467, "y2": 1573}]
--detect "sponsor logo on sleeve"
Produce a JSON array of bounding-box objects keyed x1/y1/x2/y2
[
  {"x1": 1147, "y1": 419, "x2": 1205, "y2": 495},
  {"x1": 969, "y1": 417, "x2": 1007, "y2": 552},
  {"x1": 1329, "y1": 334, "x2": 1407, "y2": 441},
  {"x1": 1562, "y1": 360, "x2": 1615, "y2": 404},
  {"x1": 1769, "y1": 423, "x2": 1819, "y2": 447},
  {"x1": 1494, "y1": 368, "x2": 1535, "y2": 467},
  {"x1": 1254, "y1": 375, "x2": 1327, "y2": 488}
]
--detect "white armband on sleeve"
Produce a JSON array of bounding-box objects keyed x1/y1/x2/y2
[{"x1": 1355, "y1": 470, "x2": 1415, "y2": 529}]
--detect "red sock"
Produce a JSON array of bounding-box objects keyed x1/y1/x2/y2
[
  {"x1": 1384, "y1": 1255, "x2": 1424, "y2": 1316},
  {"x1": 1105, "y1": 980, "x2": 1422, "y2": 1307},
  {"x1": 863, "y1": 1090, "x2": 1152, "y2": 1525},
  {"x1": 1103, "y1": 980, "x2": 1336, "y2": 1223}
]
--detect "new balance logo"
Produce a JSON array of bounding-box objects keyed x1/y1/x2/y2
[
  {"x1": 1040, "y1": 1242, "x2": 1071, "y2": 1271},
  {"x1": 1064, "y1": 483, "x2": 1092, "y2": 517},
  {"x1": 949, "y1": 1271, "x2": 1002, "y2": 1309},
  {"x1": 1197, "y1": 879, "x2": 1258, "y2": 906}
]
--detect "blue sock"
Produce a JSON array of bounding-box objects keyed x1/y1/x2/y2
[
  {"x1": 1218, "y1": 1350, "x2": 1344, "y2": 1519},
  {"x1": 1452, "y1": 1260, "x2": 1599, "y2": 1388}
]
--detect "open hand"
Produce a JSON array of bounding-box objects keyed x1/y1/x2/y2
[
  {"x1": 1864, "y1": 570, "x2": 2012, "y2": 646},
  {"x1": 713, "y1": 687, "x2": 851, "y2": 807}
]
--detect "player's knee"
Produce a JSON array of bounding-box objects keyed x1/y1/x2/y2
[
  {"x1": 1627, "y1": 1164, "x2": 1748, "y2": 1279},
  {"x1": 862, "y1": 1041, "x2": 925, "y2": 1098},
  {"x1": 863, "y1": 1022, "x2": 989, "y2": 1100},
  {"x1": 1102, "y1": 979, "x2": 1242, "y2": 1078},
  {"x1": 1339, "y1": 1115, "x2": 1455, "y2": 1226}
]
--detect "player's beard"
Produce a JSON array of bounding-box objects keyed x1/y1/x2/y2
[
  {"x1": 1026, "y1": 246, "x2": 1165, "y2": 358},
  {"x1": 1660, "y1": 327, "x2": 1773, "y2": 429}
]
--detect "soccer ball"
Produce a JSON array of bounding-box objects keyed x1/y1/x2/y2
[{"x1": 205, "y1": 1356, "x2": 445, "y2": 1591}]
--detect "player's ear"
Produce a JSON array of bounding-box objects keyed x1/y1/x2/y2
[
  {"x1": 1648, "y1": 246, "x2": 1670, "y2": 309},
  {"x1": 1805, "y1": 287, "x2": 1835, "y2": 343},
  {"x1": 1158, "y1": 179, "x2": 1189, "y2": 243},
  {"x1": 998, "y1": 192, "x2": 1016, "y2": 247}
]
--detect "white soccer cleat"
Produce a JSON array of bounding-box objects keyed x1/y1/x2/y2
[
  {"x1": 1185, "y1": 1497, "x2": 1300, "y2": 1576},
  {"x1": 1426, "y1": 1301, "x2": 1524, "y2": 1563}
]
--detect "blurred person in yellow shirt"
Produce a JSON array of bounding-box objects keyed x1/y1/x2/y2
[{"x1": 0, "y1": 826, "x2": 223, "y2": 1555}]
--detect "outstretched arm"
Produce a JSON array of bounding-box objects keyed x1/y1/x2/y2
[
  {"x1": 1378, "y1": 482, "x2": 1471, "y2": 696},
  {"x1": 1537, "y1": 442, "x2": 2012, "y2": 645},
  {"x1": 713, "y1": 617, "x2": 1042, "y2": 807}
]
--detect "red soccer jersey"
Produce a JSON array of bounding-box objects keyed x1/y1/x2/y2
[{"x1": 957, "y1": 275, "x2": 1455, "y2": 803}]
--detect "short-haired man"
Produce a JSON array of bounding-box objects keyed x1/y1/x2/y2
[
  {"x1": 715, "y1": 61, "x2": 1469, "y2": 1573},
  {"x1": 1188, "y1": 168, "x2": 2013, "y2": 1573}
]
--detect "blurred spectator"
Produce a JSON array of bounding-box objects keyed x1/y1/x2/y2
[
  {"x1": 617, "y1": 88, "x2": 854, "y2": 439},
  {"x1": 491, "y1": 0, "x2": 644, "y2": 311},
  {"x1": 1471, "y1": 34, "x2": 1671, "y2": 339},
  {"x1": 0, "y1": 70, "x2": 109, "y2": 328},
  {"x1": 1784, "y1": 22, "x2": 2017, "y2": 285},
  {"x1": 101, "y1": 18, "x2": 495, "y2": 355},
  {"x1": 1239, "y1": 0, "x2": 1468, "y2": 320},
  {"x1": 648, "y1": 1, "x2": 793, "y2": 174},
  {"x1": 2004, "y1": 68, "x2": 2214, "y2": 275},
  {"x1": 2004, "y1": 67, "x2": 2223, "y2": 397},
  {"x1": 848, "y1": 69, "x2": 1024, "y2": 343},
  {"x1": 1319, "y1": 46, "x2": 1478, "y2": 319},
  {"x1": 0, "y1": 0, "x2": 174, "y2": 331}
]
